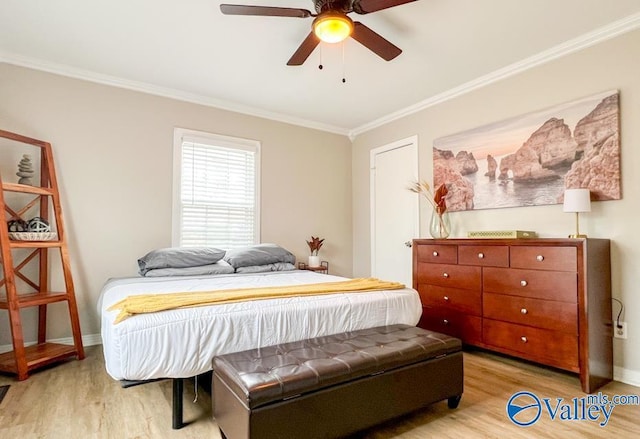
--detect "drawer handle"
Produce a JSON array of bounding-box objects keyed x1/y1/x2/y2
[
  {"x1": 521, "y1": 336, "x2": 528, "y2": 343},
  {"x1": 478, "y1": 252, "x2": 484, "y2": 259},
  {"x1": 443, "y1": 319, "x2": 449, "y2": 325},
  {"x1": 536, "y1": 255, "x2": 544, "y2": 262},
  {"x1": 443, "y1": 273, "x2": 449, "y2": 278},
  {"x1": 520, "y1": 280, "x2": 528, "y2": 287},
  {"x1": 433, "y1": 251, "x2": 439, "y2": 257},
  {"x1": 521, "y1": 308, "x2": 528, "y2": 314},
  {"x1": 444, "y1": 296, "x2": 449, "y2": 301}
]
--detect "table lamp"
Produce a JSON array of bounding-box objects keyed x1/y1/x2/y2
[{"x1": 563, "y1": 188, "x2": 591, "y2": 238}]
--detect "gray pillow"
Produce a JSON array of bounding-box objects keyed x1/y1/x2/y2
[
  {"x1": 138, "y1": 247, "x2": 226, "y2": 275},
  {"x1": 143, "y1": 260, "x2": 234, "y2": 277},
  {"x1": 223, "y1": 244, "x2": 295, "y2": 269},
  {"x1": 235, "y1": 262, "x2": 296, "y2": 274}
]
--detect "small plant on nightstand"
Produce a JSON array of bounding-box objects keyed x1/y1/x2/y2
[{"x1": 306, "y1": 236, "x2": 324, "y2": 267}]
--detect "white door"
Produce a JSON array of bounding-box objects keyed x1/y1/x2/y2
[{"x1": 370, "y1": 136, "x2": 419, "y2": 286}]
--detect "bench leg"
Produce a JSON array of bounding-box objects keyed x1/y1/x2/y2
[
  {"x1": 448, "y1": 394, "x2": 462, "y2": 409},
  {"x1": 172, "y1": 378, "x2": 184, "y2": 429}
]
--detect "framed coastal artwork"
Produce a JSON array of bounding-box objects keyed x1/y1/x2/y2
[{"x1": 433, "y1": 90, "x2": 621, "y2": 212}]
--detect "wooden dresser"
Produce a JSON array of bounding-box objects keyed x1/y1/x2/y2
[{"x1": 412, "y1": 238, "x2": 612, "y2": 393}]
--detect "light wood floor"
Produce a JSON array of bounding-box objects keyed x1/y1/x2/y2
[{"x1": 0, "y1": 346, "x2": 638, "y2": 438}]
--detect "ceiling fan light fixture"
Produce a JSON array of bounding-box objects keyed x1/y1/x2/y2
[{"x1": 313, "y1": 13, "x2": 354, "y2": 43}]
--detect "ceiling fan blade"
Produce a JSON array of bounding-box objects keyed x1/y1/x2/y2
[
  {"x1": 220, "y1": 4, "x2": 313, "y2": 18},
  {"x1": 354, "y1": 0, "x2": 417, "y2": 14},
  {"x1": 287, "y1": 32, "x2": 321, "y2": 66},
  {"x1": 351, "y1": 22, "x2": 402, "y2": 61}
]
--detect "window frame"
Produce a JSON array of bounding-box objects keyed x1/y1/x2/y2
[{"x1": 172, "y1": 127, "x2": 261, "y2": 248}]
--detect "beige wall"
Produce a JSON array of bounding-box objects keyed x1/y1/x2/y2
[
  {"x1": 352, "y1": 29, "x2": 640, "y2": 383},
  {"x1": 0, "y1": 64, "x2": 352, "y2": 345}
]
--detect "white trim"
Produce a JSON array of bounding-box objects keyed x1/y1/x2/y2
[
  {"x1": 171, "y1": 127, "x2": 261, "y2": 247},
  {"x1": 0, "y1": 51, "x2": 349, "y2": 137},
  {"x1": 369, "y1": 135, "x2": 419, "y2": 276},
  {"x1": 172, "y1": 129, "x2": 183, "y2": 247},
  {"x1": 350, "y1": 12, "x2": 640, "y2": 137},
  {"x1": 614, "y1": 365, "x2": 640, "y2": 388}
]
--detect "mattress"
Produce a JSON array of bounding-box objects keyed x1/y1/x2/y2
[{"x1": 99, "y1": 270, "x2": 422, "y2": 381}]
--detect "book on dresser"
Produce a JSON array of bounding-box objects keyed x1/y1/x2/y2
[{"x1": 412, "y1": 238, "x2": 612, "y2": 393}]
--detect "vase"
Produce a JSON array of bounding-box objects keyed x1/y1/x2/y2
[
  {"x1": 429, "y1": 210, "x2": 451, "y2": 239},
  {"x1": 308, "y1": 255, "x2": 320, "y2": 267}
]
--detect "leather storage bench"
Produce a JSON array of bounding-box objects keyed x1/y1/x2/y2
[{"x1": 212, "y1": 324, "x2": 463, "y2": 439}]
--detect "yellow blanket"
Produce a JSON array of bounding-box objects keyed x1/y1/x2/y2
[{"x1": 108, "y1": 277, "x2": 405, "y2": 324}]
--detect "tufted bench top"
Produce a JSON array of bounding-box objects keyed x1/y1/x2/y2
[{"x1": 212, "y1": 324, "x2": 461, "y2": 409}]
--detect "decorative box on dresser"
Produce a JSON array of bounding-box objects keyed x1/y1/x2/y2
[{"x1": 412, "y1": 238, "x2": 612, "y2": 393}]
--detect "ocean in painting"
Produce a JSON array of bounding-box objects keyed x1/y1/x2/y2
[{"x1": 465, "y1": 154, "x2": 568, "y2": 210}]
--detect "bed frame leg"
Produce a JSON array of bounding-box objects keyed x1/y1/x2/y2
[{"x1": 172, "y1": 378, "x2": 184, "y2": 429}]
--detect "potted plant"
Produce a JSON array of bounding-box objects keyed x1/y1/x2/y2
[{"x1": 306, "y1": 236, "x2": 324, "y2": 267}]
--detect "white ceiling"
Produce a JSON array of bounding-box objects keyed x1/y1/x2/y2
[{"x1": 1, "y1": 1, "x2": 640, "y2": 135}]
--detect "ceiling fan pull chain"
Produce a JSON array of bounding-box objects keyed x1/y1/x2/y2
[
  {"x1": 318, "y1": 45, "x2": 323, "y2": 70},
  {"x1": 342, "y1": 41, "x2": 346, "y2": 83}
]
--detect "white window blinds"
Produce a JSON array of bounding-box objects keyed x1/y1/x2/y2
[{"x1": 174, "y1": 130, "x2": 260, "y2": 249}]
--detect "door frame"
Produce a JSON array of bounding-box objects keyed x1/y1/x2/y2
[{"x1": 369, "y1": 135, "x2": 419, "y2": 277}]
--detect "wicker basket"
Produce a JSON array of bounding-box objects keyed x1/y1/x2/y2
[{"x1": 8, "y1": 232, "x2": 58, "y2": 241}]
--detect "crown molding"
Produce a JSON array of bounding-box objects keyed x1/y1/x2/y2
[
  {"x1": 0, "y1": 51, "x2": 350, "y2": 137},
  {"x1": 349, "y1": 12, "x2": 640, "y2": 139},
  {"x1": 2, "y1": 11, "x2": 639, "y2": 141}
]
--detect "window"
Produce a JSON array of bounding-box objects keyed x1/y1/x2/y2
[{"x1": 173, "y1": 128, "x2": 260, "y2": 249}]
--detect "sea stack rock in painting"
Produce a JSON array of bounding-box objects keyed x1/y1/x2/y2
[
  {"x1": 455, "y1": 151, "x2": 479, "y2": 175},
  {"x1": 498, "y1": 145, "x2": 558, "y2": 182},
  {"x1": 498, "y1": 117, "x2": 576, "y2": 182},
  {"x1": 485, "y1": 155, "x2": 497, "y2": 180},
  {"x1": 433, "y1": 147, "x2": 474, "y2": 211},
  {"x1": 565, "y1": 94, "x2": 620, "y2": 200},
  {"x1": 523, "y1": 117, "x2": 578, "y2": 169}
]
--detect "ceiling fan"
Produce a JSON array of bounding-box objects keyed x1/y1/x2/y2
[{"x1": 220, "y1": 0, "x2": 417, "y2": 66}]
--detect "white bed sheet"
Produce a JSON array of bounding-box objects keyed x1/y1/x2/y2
[{"x1": 99, "y1": 270, "x2": 422, "y2": 381}]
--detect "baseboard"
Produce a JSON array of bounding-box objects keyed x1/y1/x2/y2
[
  {"x1": 0, "y1": 333, "x2": 102, "y2": 354},
  {"x1": 614, "y1": 365, "x2": 640, "y2": 388}
]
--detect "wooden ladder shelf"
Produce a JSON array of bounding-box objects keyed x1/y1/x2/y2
[{"x1": 0, "y1": 129, "x2": 84, "y2": 380}]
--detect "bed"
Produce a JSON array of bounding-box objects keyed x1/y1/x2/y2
[
  {"x1": 98, "y1": 245, "x2": 422, "y2": 428},
  {"x1": 99, "y1": 270, "x2": 421, "y2": 381}
]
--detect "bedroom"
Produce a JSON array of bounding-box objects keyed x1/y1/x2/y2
[{"x1": 1, "y1": 1, "x2": 640, "y2": 437}]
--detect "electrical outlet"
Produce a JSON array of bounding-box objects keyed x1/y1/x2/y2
[{"x1": 614, "y1": 322, "x2": 627, "y2": 339}]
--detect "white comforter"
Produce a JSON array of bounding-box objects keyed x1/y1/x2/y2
[{"x1": 99, "y1": 270, "x2": 422, "y2": 380}]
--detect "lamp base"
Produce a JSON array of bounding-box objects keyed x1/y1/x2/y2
[{"x1": 568, "y1": 234, "x2": 588, "y2": 238}]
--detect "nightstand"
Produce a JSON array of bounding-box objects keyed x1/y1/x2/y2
[{"x1": 298, "y1": 261, "x2": 329, "y2": 274}]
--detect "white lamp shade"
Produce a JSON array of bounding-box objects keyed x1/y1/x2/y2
[{"x1": 563, "y1": 188, "x2": 591, "y2": 213}]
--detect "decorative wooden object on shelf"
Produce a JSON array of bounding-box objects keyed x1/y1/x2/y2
[
  {"x1": 412, "y1": 238, "x2": 612, "y2": 393},
  {"x1": 298, "y1": 260, "x2": 329, "y2": 274},
  {"x1": 0, "y1": 129, "x2": 85, "y2": 380}
]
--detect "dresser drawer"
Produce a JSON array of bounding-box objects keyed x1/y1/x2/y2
[
  {"x1": 417, "y1": 263, "x2": 481, "y2": 290},
  {"x1": 483, "y1": 319, "x2": 579, "y2": 371},
  {"x1": 419, "y1": 307, "x2": 482, "y2": 345},
  {"x1": 483, "y1": 267, "x2": 577, "y2": 302},
  {"x1": 418, "y1": 284, "x2": 482, "y2": 316},
  {"x1": 416, "y1": 244, "x2": 457, "y2": 264},
  {"x1": 458, "y1": 245, "x2": 509, "y2": 267},
  {"x1": 483, "y1": 292, "x2": 577, "y2": 333},
  {"x1": 510, "y1": 246, "x2": 576, "y2": 272}
]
